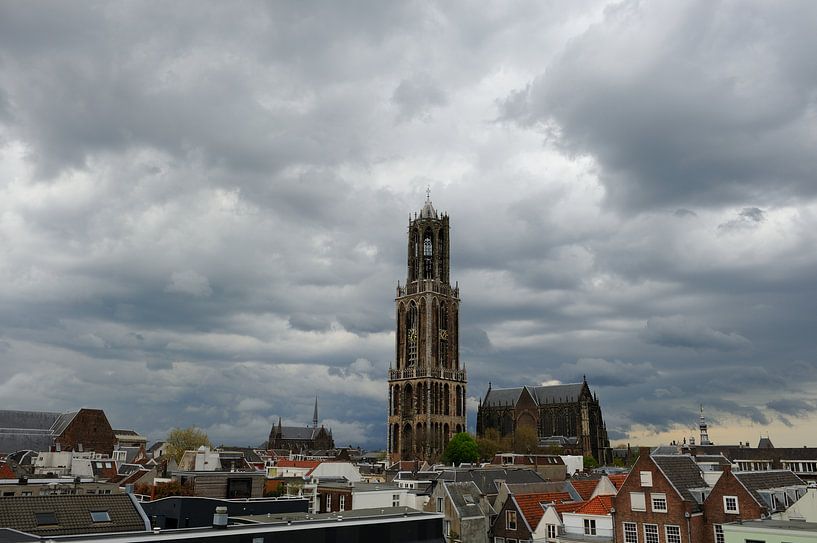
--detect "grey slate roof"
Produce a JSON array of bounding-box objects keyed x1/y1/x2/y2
[
  {"x1": 506, "y1": 481, "x2": 583, "y2": 502},
  {"x1": 531, "y1": 383, "x2": 585, "y2": 404},
  {"x1": 0, "y1": 410, "x2": 63, "y2": 454},
  {"x1": 437, "y1": 468, "x2": 547, "y2": 496},
  {"x1": 483, "y1": 387, "x2": 523, "y2": 407},
  {"x1": 483, "y1": 383, "x2": 586, "y2": 407},
  {"x1": 734, "y1": 470, "x2": 806, "y2": 510},
  {"x1": 280, "y1": 426, "x2": 321, "y2": 440},
  {"x1": 651, "y1": 455, "x2": 708, "y2": 508},
  {"x1": 693, "y1": 454, "x2": 732, "y2": 466},
  {"x1": 0, "y1": 494, "x2": 149, "y2": 536},
  {"x1": 444, "y1": 481, "x2": 485, "y2": 519}
]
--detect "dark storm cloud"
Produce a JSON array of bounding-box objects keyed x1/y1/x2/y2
[
  {"x1": 1, "y1": 0, "x2": 816, "y2": 449},
  {"x1": 500, "y1": 0, "x2": 817, "y2": 211},
  {"x1": 640, "y1": 316, "x2": 751, "y2": 351}
]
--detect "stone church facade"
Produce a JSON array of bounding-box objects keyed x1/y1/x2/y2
[
  {"x1": 268, "y1": 398, "x2": 334, "y2": 451},
  {"x1": 476, "y1": 379, "x2": 611, "y2": 463},
  {"x1": 387, "y1": 195, "x2": 466, "y2": 463}
]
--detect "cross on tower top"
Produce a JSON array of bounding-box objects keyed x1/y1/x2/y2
[{"x1": 426, "y1": 185, "x2": 431, "y2": 202}]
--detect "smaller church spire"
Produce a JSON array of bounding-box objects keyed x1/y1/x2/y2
[
  {"x1": 313, "y1": 396, "x2": 319, "y2": 429},
  {"x1": 699, "y1": 404, "x2": 711, "y2": 445}
]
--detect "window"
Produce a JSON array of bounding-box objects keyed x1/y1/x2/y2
[
  {"x1": 35, "y1": 512, "x2": 58, "y2": 526},
  {"x1": 508, "y1": 540, "x2": 517, "y2": 543},
  {"x1": 21, "y1": 491, "x2": 32, "y2": 497},
  {"x1": 640, "y1": 471, "x2": 653, "y2": 487},
  {"x1": 724, "y1": 495, "x2": 739, "y2": 514},
  {"x1": 227, "y1": 478, "x2": 252, "y2": 499},
  {"x1": 652, "y1": 493, "x2": 668, "y2": 512},
  {"x1": 2, "y1": 492, "x2": 14, "y2": 497},
  {"x1": 584, "y1": 519, "x2": 597, "y2": 535},
  {"x1": 548, "y1": 524, "x2": 558, "y2": 539},
  {"x1": 630, "y1": 492, "x2": 646, "y2": 511},
  {"x1": 444, "y1": 520, "x2": 451, "y2": 537},
  {"x1": 437, "y1": 497, "x2": 444, "y2": 512},
  {"x1": 665, "y1": 525, "x2": 681, "y2": 543},
  {"x1": 393, "y1": 494, "x2": 400, "y2": 507},
  {"x1": 644, "y1": 524, "x2": 659, "y2": 543},
  {"x1": 339, "y1": 494, "x2": 346, "y2": 510},
  {"x1": 507, "y1": 510, "x2": 518, "y2": 530},
  {"x1": 624, "y1": 522, "x2": 638, "y2": 543},
  {"x1": 90, "y1": 511, "x2": 111, "y2": 523},
  {"x1": 495, "y1": 539, "x2": 505, "y2": 543},
  {"x1": 714, "y1": 525, "x2": 724, "y2": 543}
]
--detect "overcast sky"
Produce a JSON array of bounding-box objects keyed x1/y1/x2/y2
[{"x1": 1, "y1": 1, "x2": 816, "y2": 450}]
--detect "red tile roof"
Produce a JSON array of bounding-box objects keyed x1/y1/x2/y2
[
  {"x1": 555, "y1": 501, "x2": 584, "y2": 514},
  {"x1": 570, "y1": 479, "x2": 599, "y2": 500},
  {"x1": 575, "y1": 495, "x2": 613, "y2": 515},
  {"x1": 514, "y1": 492, "x2": 579, "y2": 528},
  {"x1": 608, "y1": 474, "x2": 628, "y2": 490}
]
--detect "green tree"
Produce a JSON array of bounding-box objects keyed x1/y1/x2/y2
[
  {"x1": 476, "y1": 428, "x2": 501, "y2": 461},
  {"x1": 442, "y1": 432, "x2": 480, "y2": 466},
  {"x1": 513, "y1": 426, "x2": 540, "y2": 454},
  {"x1": 166, "y1": 426, "x2": 211, "y2": 462},
  {"x1": 583, "y1": 455, "x2": 599, "y2": 470}
]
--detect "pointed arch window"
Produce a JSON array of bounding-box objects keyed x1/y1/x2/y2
[
  {"x1": 439, "y1": 304, "x2": 449, "y2": 369},
  {"x1": 437, "y1": 230, "x2": 445, "y2": 280},
  {"x1": 423, "y1": 229, "x2": 433, "y2": 279},
  {"x1": 407, "y1": 303, "x2": 418, "y2": 366}
]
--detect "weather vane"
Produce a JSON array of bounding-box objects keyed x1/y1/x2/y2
[{"x1": 426, "y1": 185, "x2": 431, "y2": 201}]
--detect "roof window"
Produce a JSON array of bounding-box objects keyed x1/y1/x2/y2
[
  {"x1": 91, "y1": 511, "x2": 111, "y2": 522},
  {"x1": 35, "y1": 512, "x2": 58, "y2": 526}
]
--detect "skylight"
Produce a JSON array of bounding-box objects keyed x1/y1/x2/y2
[{"x1": 90, "y1": 511, "x2": 111, "y2": 522}]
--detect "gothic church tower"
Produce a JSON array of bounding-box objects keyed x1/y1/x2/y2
[{"x1": 388, "y1": 193, "x2": 467, "y2": 462}]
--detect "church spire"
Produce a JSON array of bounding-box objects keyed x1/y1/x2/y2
[
  {"x1": 313, "y1": 396, "x2": 319, "y2": 429},
  {"x1": 699, "y1": 404, "x2": 711, "y2": 445}
]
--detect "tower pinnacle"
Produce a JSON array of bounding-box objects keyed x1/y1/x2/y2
[{"x1": 313, "y1": 396, "x2": 318, "y2": 429}]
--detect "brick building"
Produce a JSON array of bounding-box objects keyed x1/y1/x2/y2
[
  {"x1": 0, "y1": 408, "x2": 117, "y2": 456},
  {"x1": 702, "y1": 468, "x2": 805, "y2": 543},
  {"x1": 612, "y1": 449, "x2": 708, "y2": 543}
]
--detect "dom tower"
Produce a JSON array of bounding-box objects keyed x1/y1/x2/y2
[{"x1": 388, "y1": 193, "x2": 467, "y2": 462}]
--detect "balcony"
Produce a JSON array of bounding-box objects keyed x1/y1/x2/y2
[
  {"x1": 396, "y1": 280, "x2": 459, "y2": 298},
  {"x1": 388, "y1": 366, "x2": 467, "y2": 382}
]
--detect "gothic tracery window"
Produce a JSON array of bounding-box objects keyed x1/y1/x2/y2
[
  {"x1": 439, "y1": 304, "x2": 448, "y2": 369},
  {"x1": 407, "y1": 302, "x2": 418, "y2": 366},
  {"x1": 423, "y1": 229, "x2": 433, "y2": 279}
]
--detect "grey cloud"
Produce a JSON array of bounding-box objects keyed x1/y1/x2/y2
[
  {"x1": 767, "y1": 399, "x2": 814, "y2": 417},
  {"x1": 559, "y1": 358, "x2": 657, "y2": 387},
  {"x1": 673, "y1": 209, "x2": 697, "y2": 218},
  {"x1": 717, "y1": 207, "x2": 765, "y2": 231},
  {"x1": 1, "y1": 0, "x2": 816, "y2": 449},
  {"x1": 501, "y1": 0, "x2": 817, "y2": 211},
  {"x1": 392, "y1": 74, "x2": 448, "y2": 121},
  {"x1": 641, "y1": 316, "x2": 751, "y2": 351}
]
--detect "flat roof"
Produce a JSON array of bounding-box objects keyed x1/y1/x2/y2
[
  {"x1": 726, "y1": 519, "x2": 817, "y2": 532},
  {"x1": 236, "y1": 506, "x2": 426, "y2": 523},
  {"x1": 318, "y1": 482, "x2": 402, "y2": 492}
]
